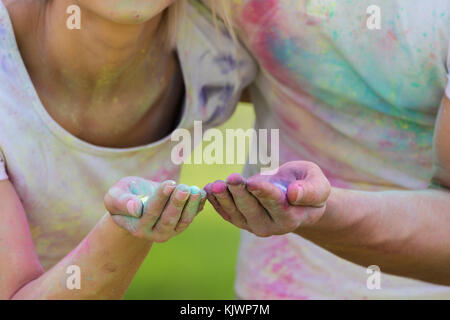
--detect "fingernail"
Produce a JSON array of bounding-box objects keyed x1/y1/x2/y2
[
  {"x1": 163, "y1": 183, "x2": 177, "y2": 196},
  {"x1": 190, "y1": 185, "x2": 201, "y2": 195},
  {"x1": 204, "y1": 183, "x2": 212, "y2": 194},
  {"x1": 127, "y1": 199, "x2": 142, "y2": 217},
  {"x1": 176, "y1": 191, "x2": 190, "y2": 201},
  {"x1": 176, "y1": 184, "x2": 190, "y2": 201},
  {"x1": 226, "y1": 173, "x2": 244, "y2": 185},
  {"x1": 212, "y1": 181, "x2": 227, "y2": 194},
  {"x1": 177, "y1": 184, "x2": 190, "y2": 192},
  {"x1": 295, "y1": 186, "x2": 304, "y2": 203}
]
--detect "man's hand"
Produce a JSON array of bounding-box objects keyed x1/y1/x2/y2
[
  {"x1": 204, "y1": 161, "x2": 331, "y2": 237},
  {"x1": 104, "y1": 177, "x2": 206, "y2": 242}
]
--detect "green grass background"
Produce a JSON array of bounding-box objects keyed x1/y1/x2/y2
[{"x1": 124, "y1": 104, "x2": 255, "y2": 300}]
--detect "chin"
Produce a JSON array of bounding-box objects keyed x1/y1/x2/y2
[
  {"x1": 104, "y1": 10, "x2": 158, "y2": 25},
  {"x1": 77, "y1": 0, "x2": 175, "y2": 24}
]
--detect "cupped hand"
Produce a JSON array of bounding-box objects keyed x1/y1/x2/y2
[
  {"x1": 204, "y1": 161, "x2": 330, "y2": 237},
  {"x1": 104, "y1": 177, "x2": 206, "y2": 242}
]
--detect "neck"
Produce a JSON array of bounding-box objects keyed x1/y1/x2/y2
[
  {"x1": 5, "y1": 0, "x2": 183, "y2": 148},
  {"x1": 41, "y1": 0, "x2": 168, "y2": 91}
]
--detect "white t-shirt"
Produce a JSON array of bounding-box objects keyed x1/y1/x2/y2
[
  {"x1": 0, "y1": 1, "x2": 255, "y2": 269},
  {"x1": 230, "y1": 0, "x2": 450, "y2": 299}
]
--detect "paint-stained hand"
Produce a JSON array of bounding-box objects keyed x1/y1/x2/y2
[
  {"x1": 205, "y1": 161, "x2": 331, "y2": 237},
  {"x1": 104, "y1": 177, "x2": 206, "y2": 242}
]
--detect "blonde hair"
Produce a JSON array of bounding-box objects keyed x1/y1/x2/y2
[{"x1": 164, "y1": 0, "x2": 234, "y2": 49}]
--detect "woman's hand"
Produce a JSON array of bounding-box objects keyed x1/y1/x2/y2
[{"x1": 104, "y1": 177, "x2": 206, "y2": 242}]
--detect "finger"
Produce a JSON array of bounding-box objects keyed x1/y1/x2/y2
[
  {"x1": 226, "y1": 173, "x2": 271, "y2": 225},
  {"x1": 176, "y1": 186, "x2": 203, "y2": 233},
  {"x1": 204, "y1": 183, "x2": 231, "y2": 222},
  {"x1": 197, "y1": 190, "x2": 207, "y2": 212},
  {"x1": 105, "y1": 187, "x2": 143, "y2": 218},
  {"x1": 246, "y1": 177, "x2": 289, "y2": 223},
  {"x1": 286, "y1": 164, "x2": 330, "y2": 207},
  {"x1": 140, "y1": 180, "x2": 177, "y2": 228},
  {"x1": 153, "y1": 184, "x2": 191, "y2": 238},
  {"x1": 247, "y1": 178, "x2": 315, "y2": 230},
  {"x1": 211, "y1": 180, "x2": 247, "y2": 228}
]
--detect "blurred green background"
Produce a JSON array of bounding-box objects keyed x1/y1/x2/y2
[{"x1": 124, "y1": 104, "x2": 255, "y2": 300}]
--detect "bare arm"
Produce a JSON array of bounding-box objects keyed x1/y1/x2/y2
[
  {"x1": 0, "y1": 179, "x2": 152, "y2": 300},
  {"x1": 295, "y1": 95, "x2": 450, "y2": 284},
  {"x1": 298, "y1": 187, "x2": 450, "y2": 285}
]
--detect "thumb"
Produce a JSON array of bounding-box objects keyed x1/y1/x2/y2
[
  {"x1": 287, "y1": 169, "x2": 330, "y2": 207},
  {"x1": 104, "y1": 190, "x2": 144, "y2": 218},
  {"x1": 111, "y1": 215, "x2": 139, "y2": 234}
]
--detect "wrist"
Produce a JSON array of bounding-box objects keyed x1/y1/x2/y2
[
  {"x1": 102, "y1": 213, "x2": 154, "y2": 247},
  {"x1": 317, "y1": 187, "x2": 342, "y2": 228},
  {"x1": 296, "y1": 187, "x2": 381, "y2": 250},
  {"x1": 295, "y1": 187, "x2": 347, "y2": 239}
]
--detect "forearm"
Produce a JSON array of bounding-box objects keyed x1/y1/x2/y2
[
  {"x1": 296, "y1": 187, "x2": 450, "y2": 285},
  {"x1": 11, "y1": 213, "x2": 152, "y2": 300}
]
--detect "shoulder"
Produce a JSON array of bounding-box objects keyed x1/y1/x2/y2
[
  {"x1": 176, "y1": 1, "x2": 257, "y2": 128},
  {"x1": 178, "y1": 0, "x2": 257, "y2": 79},
  {"x1": 0, "y1": 1, "x2": 36, "y2": 101},
  {"x1": 0, "y1": 3, "x2": 37, "y2": 151}
]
